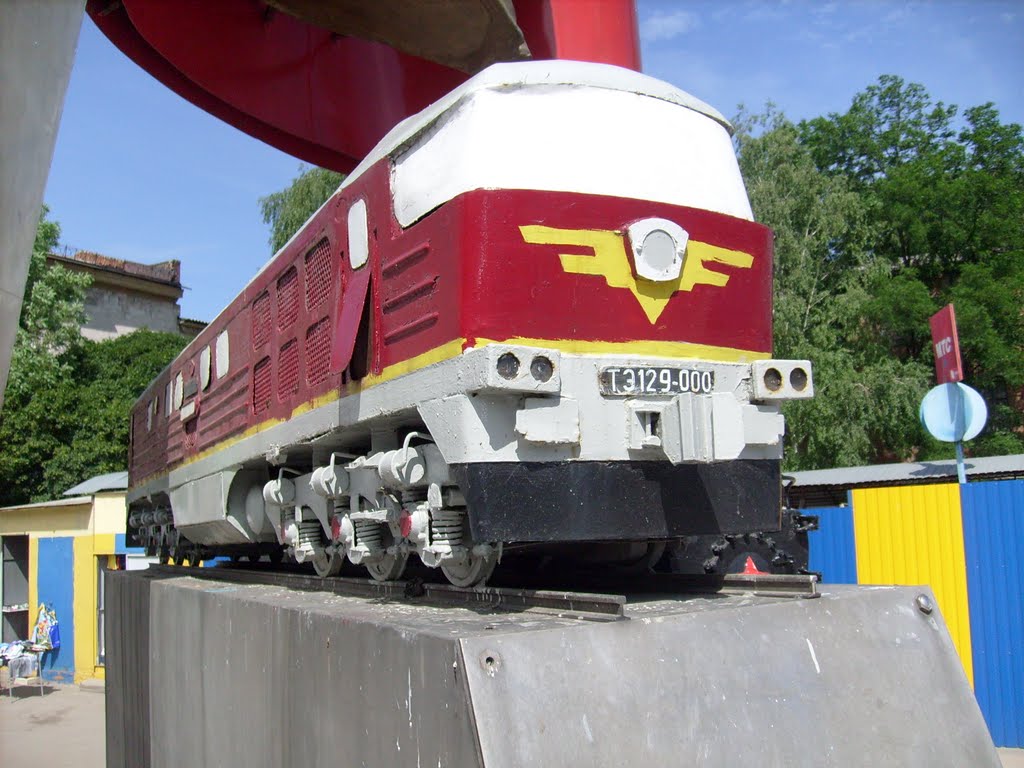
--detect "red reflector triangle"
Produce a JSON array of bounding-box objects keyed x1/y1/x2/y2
[{"x1": 742, "y1": 556, "x2": 766, "y2": 575}]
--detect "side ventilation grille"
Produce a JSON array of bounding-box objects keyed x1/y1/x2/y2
[
  {"x1": 305, "y1": 318, "x2": 331, "y2": 386},
  {"x1": 304, "y1": 238, "x2": 332, "y2": 310},
  {"x1": 278, "y1": 339, "x2": 299, "y2": 400},
  {"x1": 277, "y1": 266, "x2": 300, "y2": 329},
  {"x1": 252, "y1": 292, "x2": 271, "y2": 348},
  {"x1": 253, "y1": 356, "x2": 272, "y2": 413}
]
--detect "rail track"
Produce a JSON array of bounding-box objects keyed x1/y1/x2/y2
[{"x1": 145, "y1": 563, "x2": 818, "y2": 622}]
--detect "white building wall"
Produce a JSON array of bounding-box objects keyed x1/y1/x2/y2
[{"x1": 81, "y1": 285, "x2": 181, "y2": 341}]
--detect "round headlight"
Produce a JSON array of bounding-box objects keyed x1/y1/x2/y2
[
  {"x1": 530, "y1": 356, "x2": 554, "y2": 382},
  {"x1": 790, "y1": 368, "x2": 808, "y2": 392},
  {"x1": 626, "y1": 218, "x2": 689, "y2": 282},
  {"x1": 496, "y1": 352, "x2": 520, "y2": 379},
  {"x1": 763, "y1": 368, "x2": 783, "y2": 392}
]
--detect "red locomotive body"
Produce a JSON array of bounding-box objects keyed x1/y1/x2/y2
[{"x1": 128, "y1": 62, "x2": 811, "y2": 585}]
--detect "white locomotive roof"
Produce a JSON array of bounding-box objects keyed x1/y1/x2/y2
[
  {"x1": 250, "y1": 61, "x2": 741, "y2": 291},
  {"x1": 352, "y1": 60, "x2": 733, "y2": 182}
]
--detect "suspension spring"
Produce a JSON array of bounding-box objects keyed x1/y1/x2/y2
[
  {"x1": 430, "y1": 509, "x2": 465, "y2": 548},
  {"x1": 353, "y1": 519, "x2": 384, "y2": 550},
  {"x1": 297, "y1": 519, "x2": 322, "y2": 548},
  {"x1": 281, "y1": 508, "x2": 296, "y2": 529}
]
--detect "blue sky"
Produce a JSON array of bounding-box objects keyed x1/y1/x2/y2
[{"x1": 44, "y1": 1, "x2": 1023, "y2": 323}]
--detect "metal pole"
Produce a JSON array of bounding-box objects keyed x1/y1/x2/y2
[{"x1": 955, "y1": 441, "x2": 967, "y2": 484}]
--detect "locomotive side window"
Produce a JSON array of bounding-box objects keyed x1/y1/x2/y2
[
  {"x1": 173, "y1": 372, "x2": 184, "y2": 410},
  {"x1": 200, "y1": 346, "x2": 212, "y2": 390},
  {"x1": 165, "y1": 381, "x2": 173, "y2": 416},
  {"x1": 216, "y1": 331, "x2": 230, "y2": 379},
  {"x1": 348, "y1": 199, "x2": 369, "y2": 269}
]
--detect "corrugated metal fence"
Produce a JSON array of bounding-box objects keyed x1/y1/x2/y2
[
  {"x1": 807, "y1": 478, "x2": 1024, "y2": 747},
  {"x1": 961, "y1": 480, "x2": 1024, "y2": 748}
]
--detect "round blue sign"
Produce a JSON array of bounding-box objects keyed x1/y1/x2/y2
[{"x1": 919, "y1": 383, "x2": 988, "y2": 443}]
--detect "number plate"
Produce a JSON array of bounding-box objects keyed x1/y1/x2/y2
[{"x1": 599, "y1": 366, "x2": 715, "y2": 397}]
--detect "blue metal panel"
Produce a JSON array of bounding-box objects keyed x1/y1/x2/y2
[
  {"x1": 807, "y1": 506, "x2": 857, "y2": 584},
  {"x1": 961, "y1": 479, "x2": 1024, "y2": 747},
  {"x1": 114, "y1": 533, "x2": 144, "y2": 555},
  {"x1": 35, "y1": 536, "x2": 75, "y2": 678}
]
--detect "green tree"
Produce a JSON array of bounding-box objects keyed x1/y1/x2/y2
[
  {"x1": 798, "y1": 76, "x2": 1024, "y2": 457},
  {"x1": 0, "y1": 208, "x2": 188, "y2": 504},
  {"x1": 40, "y1": 329, "x2": 188, "y2": 499},
  {"x1": 260, "y1": 166, "x2": 346, "y2": 253},
  {"x1": 735, "y1": 107, "x2": 932, "y2": 469},
  {"x1": 0, "y1": 208, "x2": 91, "y2": 504}
]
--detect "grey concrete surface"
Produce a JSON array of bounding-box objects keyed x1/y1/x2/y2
[
  {"x1": 0, "y1": 682, "x2": 1020, "y2": 767},
  {"x1": 0, "y1": 685, "x2": 105, "y2": 768},
  {"x1": 108, "y1": 569, "x2": 1007, "y2": 767}
]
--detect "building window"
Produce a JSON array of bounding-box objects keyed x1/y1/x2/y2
[
  {"x1": 96, "y1": 555, "x2": 125, "y2": 666},
  {"x1": 1, "y1": 536, "x2": 29, "y2": 643},
  {"x1": 97, "y1": 557, "x2": 106, "y2": 665}
]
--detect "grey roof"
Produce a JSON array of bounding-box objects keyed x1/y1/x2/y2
[
  {"x1": 789, "y1": 454, "x2": 1024, "y2": 490},
  {"x1": 63, "y1": 471, "x2": 129, "y2": 497},
  {"x1": 0, "y1": 496, "x2": 92, "y2": 513}
]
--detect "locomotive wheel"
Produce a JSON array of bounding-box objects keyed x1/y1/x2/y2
[
  {"x1": 441, "y1": 551, "x2": 498, "y2": 588},
  {"x1": 312, "y1": 549, "x2": 344, "y2": 578},
  {"x1": 610, "y1": 542, "x2": 666, "y2": 574},
  {"x1": 366, "y1": 551, "x2": 408, "y2": 582},
  {"x1": 268, "y1": 548, "x2": 284, "y2": 565}
]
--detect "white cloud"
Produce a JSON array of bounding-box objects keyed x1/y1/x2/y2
[{"x1": 640, "y1": 10, "x2": 699, "y2": 43}]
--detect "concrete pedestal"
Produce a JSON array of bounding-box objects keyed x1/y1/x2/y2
[{"x1": 105, "y1": 569, "x2": 1000, "y2": 767}]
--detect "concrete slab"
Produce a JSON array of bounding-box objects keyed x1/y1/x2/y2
[
  {"x1": 106, "y1": 569, "x2": 1003, "y2": 767},
  {"x1": 0, "y1": 680, "x2": 1017, "y2": 768}
]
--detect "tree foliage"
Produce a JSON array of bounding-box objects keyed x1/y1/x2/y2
[
  {"x1": 39, "y1": 330, "x2": 188, "y2": 499},
  {"x1": 0, "y1": 209, "x2": 187, "y2": 504},
  {"x1": 736, "y1": 108, "x2": 931, "y2": 469},
  {"x1": 0, "y1": 208, "x2": 91, "y2": 503},
  {"x1": 259, "y1": 166, "x2": 346, "y2": 253},
  {"x1": 738, "y1": 76, "x2": 1024, "y2": 468}
]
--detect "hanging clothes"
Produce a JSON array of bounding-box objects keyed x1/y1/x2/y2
[{"x1": 29, "y1": 603, "x2": 58, "y2": 650}]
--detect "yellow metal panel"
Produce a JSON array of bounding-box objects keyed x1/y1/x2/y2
[
  {"x1": 852, "y1": 484, "x2": 974, "y2": 685},
  {"x1": 73, "y1": 535, "x2": 97, "y2": 682},
  {"x1": 93, "y1": 532, "x2": 116, "y2": 555}
]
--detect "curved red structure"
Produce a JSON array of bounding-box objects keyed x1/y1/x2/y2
[{"x1": 86, "y1": 0, "x2": 641, "y2": 172}]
